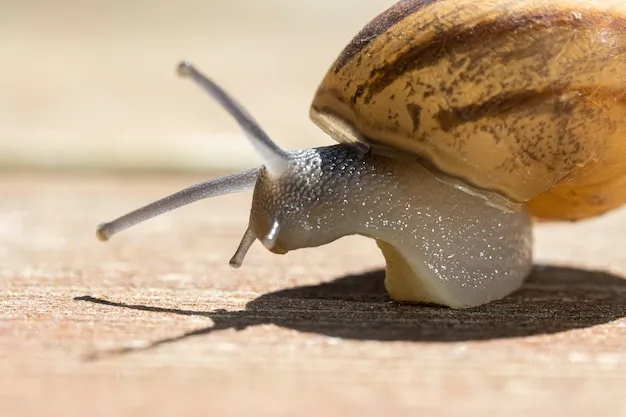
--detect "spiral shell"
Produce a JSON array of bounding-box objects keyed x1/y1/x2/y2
[{"x1": 310, "y1": 0, "x2": 626, "y2": 220}]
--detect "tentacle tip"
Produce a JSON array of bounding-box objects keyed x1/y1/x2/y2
[
  {"x1": 95, "y1": 224, "x2": 111, "y2": 242},
  {"x1": 176, "y1": 60, "x2": 193, "y2": 77},
  {"x1": 228, "y1": 257, "x2": 242, "y2": 269}
]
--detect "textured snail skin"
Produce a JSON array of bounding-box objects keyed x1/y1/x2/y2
[
  {"x1": 249, "y1": 145, "x2": 533, "y2": 308},
  {"x1": 311, "y1": 0, "x2": 626, "y2": 221}
]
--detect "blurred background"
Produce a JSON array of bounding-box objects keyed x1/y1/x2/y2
[{"x1": 0, "y1": 0, "x2": 396, "y2": 173}]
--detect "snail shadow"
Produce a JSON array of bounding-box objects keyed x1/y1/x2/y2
[{"x1": 75, "y1": 264, "x2": 626, "y2": 360}]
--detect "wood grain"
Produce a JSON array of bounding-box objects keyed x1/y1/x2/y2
[{"x1": 1, "y1": 173, "x2": 625, "y2": 416}]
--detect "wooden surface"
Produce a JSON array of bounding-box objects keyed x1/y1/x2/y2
[{"x1": 2, "y1": 173, "x2": 626, "y2": 417}]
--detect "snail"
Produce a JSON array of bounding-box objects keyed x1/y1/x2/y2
[{"x1": 96, "y1": 0, "x2": 626, "y2": 309}]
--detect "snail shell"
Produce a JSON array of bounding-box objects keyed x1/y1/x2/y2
[{"x1": 311, "y1": 0, "x2": 626, "y2": 220}]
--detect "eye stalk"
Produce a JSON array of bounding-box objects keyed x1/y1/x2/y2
[
  {"x1": 96, "y1": 60, "x2": 295, "y2": 267},
  {"x1": 95, "y1": 167, "x2": 259, "y2": 242},
  {"x1": 176, "y1": 61, "x2": 290, "y2": 178}
]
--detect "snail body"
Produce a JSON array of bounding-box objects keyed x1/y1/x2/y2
[
  {"x1": 97, "y1": 0, "x2": 626, "y2": 308},
  {"x1": 250, "y1": 146, "x2": 532, "y2": 307}
]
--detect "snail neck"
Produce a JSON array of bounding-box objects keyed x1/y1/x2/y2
[{"x1": 308, "y1": 145, "x2": 534, "y2": 308}]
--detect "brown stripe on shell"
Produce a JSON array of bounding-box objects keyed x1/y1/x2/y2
[
  {"x1": 354, "y1": 9, "x2": 626, "y2": 105},
  {"x1": 435, "y1": 85, "x2": 571, "y2": 132},
  {"x1": 333, "y1": 0, "x2": 440, "y2": 74}
]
